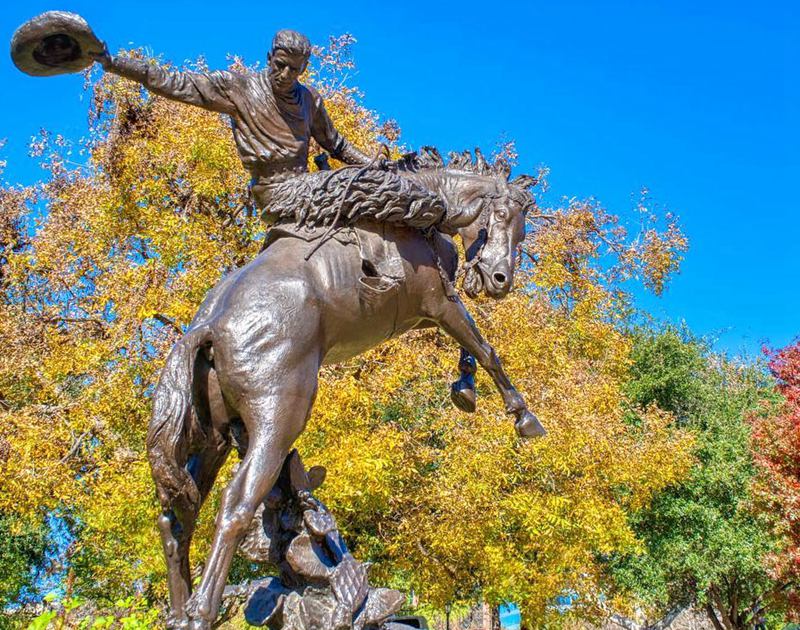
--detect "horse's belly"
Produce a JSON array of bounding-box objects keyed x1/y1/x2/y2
[
  {"x1": 318, "y1": 280, "x2": 410, "y2": 364},
  {"x1": 258, "y1": 223, "x2": 439, "y2": 365},
  {"x1": 321, "y1": 314, "x2": 422, "y2": 365}
]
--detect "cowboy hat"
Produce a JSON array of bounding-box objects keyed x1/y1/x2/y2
[{"x1": 11, "y1": 11, "x2": 104, "y2": 77}]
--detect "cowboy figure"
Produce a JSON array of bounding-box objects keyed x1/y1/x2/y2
[{"x1": 93, "y1": 29, "x2": 374, "y2": 223}]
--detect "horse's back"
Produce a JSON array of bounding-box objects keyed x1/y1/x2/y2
[{"x1": 188, "y1": 223, "x2": 452, "y2": 368}]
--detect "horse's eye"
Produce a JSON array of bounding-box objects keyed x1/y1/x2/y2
[{"x1": 495, "y1": 208, "x2": 509, "y2": 220}]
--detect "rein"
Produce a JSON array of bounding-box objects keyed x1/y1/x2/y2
[
  {"x1": 427, "y1": 184, "x2": 501, "y2": 301},
  {"x1": 303, "y1": 149, "x2": 389, "y2": 261},
  {"x1": 454, "y1": 186, "x2": 504, "y2": 283}
]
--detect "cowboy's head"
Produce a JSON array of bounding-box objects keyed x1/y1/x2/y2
[{"x1": 268, "y1": 29, "x2": 311, "y2": 95}]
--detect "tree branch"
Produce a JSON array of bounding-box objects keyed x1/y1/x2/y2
[
  {"x1": 60, "y1": 429, "x2": 93, "y2": 464},
  {"x1": 650, "y1": 605, "x2": 687, "y2": 630},
  {"x1": 609, "y1": 613, "x2": 641, "y2": 630},
  {"x1": 609, "y1": 605, "x2": 685, "y2": 630},
  {"x1": 416, "y1": 540, "x2": 457, "y2": 579},
  {"x1": 709, "y1": 587, "x2": 735, "y2": 630},
  {"x1": 153, "y1": 313, "x2": 183, "y2": 335}
]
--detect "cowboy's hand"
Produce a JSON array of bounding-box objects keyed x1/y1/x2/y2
[
  {"x1": 376, "y1": 157, "x2": 398, "y2": 172},
  {"x1": 89, "y1": 42, "x2": 112, "y2": 70}
]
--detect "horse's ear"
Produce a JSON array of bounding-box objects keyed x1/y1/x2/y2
[
  {"x1": 307, "y1": 466, "x2": 327, "y2": 491},
  {"x1": 511, "y1": 174, "x2": 538, "y2": 190},
  {"x1": 287, "y1": 449, "x2": 311, "y2": 492}
]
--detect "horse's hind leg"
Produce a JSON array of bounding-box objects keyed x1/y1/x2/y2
[
  {"x1": 185, "y1": 363, "x2": 318, "y2": 629},
  {"x1": 156, "y1": 362, "x2": 231, "y2": 629},
  {"x1": 156, "y1": 442, "x2": 229, "y2": 629}
]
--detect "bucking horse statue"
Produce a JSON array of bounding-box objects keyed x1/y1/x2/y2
[{"x1": 147, "y1": 147, "x2": 546, "y2": 628}]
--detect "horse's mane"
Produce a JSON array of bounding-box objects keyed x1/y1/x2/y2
[
  {"x1": 264, "y1": 146, "x2": 537, "y2": 231},
  {"x1": 397, "y1": 146, "x2": 538, "y2": 196}
]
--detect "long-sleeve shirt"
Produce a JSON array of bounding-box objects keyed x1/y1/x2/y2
[{"x1": 106, "y1": 56, "x2": 369, "y2": 182}]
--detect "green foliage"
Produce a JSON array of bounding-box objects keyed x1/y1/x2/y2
[
  {"x1": 25, "y1": 595, "x2": 159, "y2": 629},
  {"x1": 608, "y1": 327, "x2": 784, "y2": 628},
  {"x1": 624, "y1": 326, "x2": 707, "y2": 425},
  {"x1": 0, "y1": 514, "x2": 49, "y2": 607}
]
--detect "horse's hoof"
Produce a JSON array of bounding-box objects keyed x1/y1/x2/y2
[
  {"x1": 185, "y1": 597, "x2": 212, "y2": 630},
  {"x1": 450, "y1": 382, "x2": 477, "y2": 413},
  {"x1": 515, "y1": 410, "x2": 546, "y2": 438}
]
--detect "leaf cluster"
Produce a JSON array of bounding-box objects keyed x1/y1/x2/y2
[{"x1": 606, "y1": 328, "x2": 787, "y2": 628}]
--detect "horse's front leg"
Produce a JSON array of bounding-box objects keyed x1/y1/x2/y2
[{"x1": 433, "y1": 298, "x2": 545, "y2": 438}]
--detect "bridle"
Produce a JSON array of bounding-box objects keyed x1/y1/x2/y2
[{"x1": 456, "y1": 187, "x2": 504, "y2": 282}]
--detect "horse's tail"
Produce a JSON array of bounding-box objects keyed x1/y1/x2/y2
[{"x1": 146, "y1": 326, "x2": 212, "y2": 515}]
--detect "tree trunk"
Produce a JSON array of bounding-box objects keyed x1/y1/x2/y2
[
  {"x1": 491, "y1": 606, "x2": 500, "y2": 630},
  {"x1": 706, "y1": 604, "x2": 726, "y2": 630}
]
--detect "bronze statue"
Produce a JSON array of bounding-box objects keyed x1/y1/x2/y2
[
  {"x1": 12, "y1": 12, "x2": 546, "y2": 629},
  {"x1": 145, "y1": 147, "x2": 543, "y2": 628},
  {"x1": 91, "y1": 29, "x2": 375, "y2": 219},
  {"x1": 95, "y1": 21, "x2": 487, "y2": 413},
  {"x1": 11, "y1": 10, "x2": 481, "y2": 412}
]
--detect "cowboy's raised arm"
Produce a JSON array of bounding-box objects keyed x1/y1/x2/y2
[
  {"x1": 94, "y1": 48, "x2": 237, "y2": 115},
  {"x1": 309, "y1": 87, "x2": 370, "y2": 165}
]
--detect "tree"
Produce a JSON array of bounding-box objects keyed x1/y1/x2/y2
[
  {"x1": 606, "y1": 328, "x2": 787, "y2": 630},
  {"x1": 751, "y1": 340, "x2": 800, "y2": 619},
  {"x1": 0, "y1": 514, "x2": 49, "y2": 609},
  {"x1": 0, "y1": 37, "x2": 691, "y2": 626}
]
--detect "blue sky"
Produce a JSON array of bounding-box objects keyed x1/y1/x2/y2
[{"x1": 3, "y1": 0, "x2": 798, "y2": 355}]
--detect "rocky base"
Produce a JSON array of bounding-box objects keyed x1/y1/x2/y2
[{"x1": 230, "y1": 450, "x2": 406, "y2": 629}]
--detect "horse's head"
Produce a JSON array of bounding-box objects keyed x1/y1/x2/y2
[
  {"x1": 413, "y1": 147, "x2": 537, "y2": 299},
  {"x1": 459, "y1": 170, "x2": 537, "y2": 299}
]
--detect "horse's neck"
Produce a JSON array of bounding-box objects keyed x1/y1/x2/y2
[{"x1": 410, "y1": 169, "x2": 493, "y2": 230}]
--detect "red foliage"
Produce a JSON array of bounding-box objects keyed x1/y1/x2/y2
[{"x1": 752, "y1": 340, "x2": 800, "y2": 611}]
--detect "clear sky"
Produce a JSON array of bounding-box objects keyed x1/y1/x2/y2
[{"x1": 2, "y1": 0, "x2": 798, "y2": 356}]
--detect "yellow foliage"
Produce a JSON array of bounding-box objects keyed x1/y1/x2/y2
[{"x1": 298, "y1": 280, "x2": 694, "y2": 623}]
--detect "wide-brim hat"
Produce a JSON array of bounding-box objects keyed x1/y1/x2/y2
[{"x1": 11, "y1": 11, "x2": 104, "y2": 77}]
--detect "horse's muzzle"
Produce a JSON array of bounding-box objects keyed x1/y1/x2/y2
[{"x1": 483, "y1": 262, "x2": 512, "y2": 298}]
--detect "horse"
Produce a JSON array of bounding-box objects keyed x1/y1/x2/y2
[{"x1": 145, "y1": 148, "x2": 547, "y2": 629}]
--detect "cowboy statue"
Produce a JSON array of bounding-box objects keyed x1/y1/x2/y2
[
  {"x1": 12, "y1": 12, "x2": 546, "y2": 629},
  {"x1": 87, "y1": 26, "x2": 482, "y2": 407},
  {"x1": 10, "y1": 11, "x2": 481, "y2": 408},
  {"x1": 61, "y1": 19, "x2": 475, "y2": 410}
]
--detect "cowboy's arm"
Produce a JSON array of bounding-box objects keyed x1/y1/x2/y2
[
  {"x1": 309, "y1": 89, "x2": 371, "y2": 165},
  {"x1": 96, "y1": 51, "x2": 236, "y2": 115}
]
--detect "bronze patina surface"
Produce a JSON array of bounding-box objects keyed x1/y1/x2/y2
[
  {"x1": 12, "y1": 15, "x2": 545, "y2": 629},
  {"x1": 11, "y1": 11, "x2": 104, "y2": 76},
  {"x1": 146, "y1": 148, "x2": 543, "y2": 628},
  {"x1": 235, "y1": 449, "x2": 406, "y2": 629}
]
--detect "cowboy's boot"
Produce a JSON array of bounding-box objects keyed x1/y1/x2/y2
[{"x1": 450, "y1": 348, "x2": 477, "y2": 413}]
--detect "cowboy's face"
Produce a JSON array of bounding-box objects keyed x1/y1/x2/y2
[{"x1": 268, "y1": 49, "x2": 307, "y2": 94}]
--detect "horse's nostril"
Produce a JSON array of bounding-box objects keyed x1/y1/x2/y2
[{"x1": 493, "y1": 272, "x2": 507, "y2": 285}]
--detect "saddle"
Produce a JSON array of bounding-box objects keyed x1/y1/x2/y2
[{"x1": 263, "y1": 220, "x2": 405, "y2": 298}]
